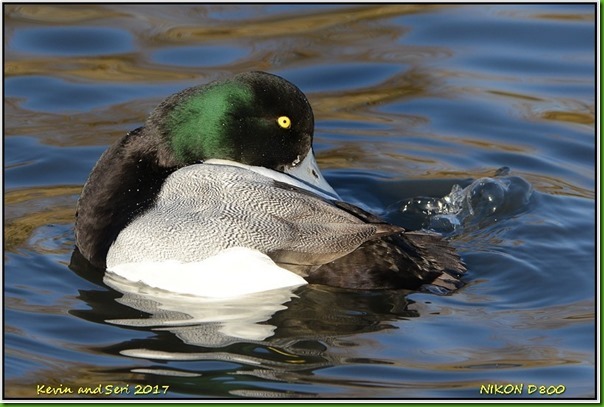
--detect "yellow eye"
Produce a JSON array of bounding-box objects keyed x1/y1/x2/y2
[{"x1": 277, "y1": 116, "x2": 291, "y2": 129}]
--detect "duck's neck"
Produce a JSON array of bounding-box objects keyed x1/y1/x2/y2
[{"x1": 74, "y1": 127, "x2": 180, "y2": 269}]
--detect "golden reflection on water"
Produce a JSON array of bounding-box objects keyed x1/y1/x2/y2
[
  {"x1": 5, "y1": 4, "x2": 125, "y2": 23},
  {"x1": 493, "y1": 6, "x2": 595, "y2": 22},
  {"x1": 540, "y1": 110, "x2": 594, "y2": 125},
  {"x1": 5, "y1": 186, "x2": 78, "y2": 252},
  {"x1": 313, "y1": 68, "x2": 443, "y2": 121},
  {"x1": 483, "y1": 88, "x2": 594, "y2": 127},
  {"x1": 156, "y1": 5, "x2": 443, "y2": 42},
  {"x1": 487, "y1": 89, "x2": 543, "y2": 102},
  {"x1": 5, "y1": 185, "x2": 80, "y2": 206},
  {"x1": 5, "y1": 3, "x2": 594, "y2": 151},
  {"x1": 531, "y1": 12, "x2": 595, "y2": 22},
  {"x1": 4, "y1": 4, "x2": 453, "y2": 88},
  {"x1": 524, "y1": 173, "x2": 594, "y2": 199},
  {"x1": 5, "y1": 99, "x2": 150, "y2": 147},
  {"x1": 5, "y1": 56, "x2": 198, "y2": 83}
]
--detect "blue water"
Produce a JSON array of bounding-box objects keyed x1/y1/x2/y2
[{"x1": 4, "y1": 4, "x2": 597, "y2": 400}]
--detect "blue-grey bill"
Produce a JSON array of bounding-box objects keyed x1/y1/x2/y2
[{"x1": 284, "y1": 149, "x2": 341, "y2": 201}]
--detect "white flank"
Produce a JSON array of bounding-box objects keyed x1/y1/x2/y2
[{"x1": 106, "y1": 247, "x2": 307, "y2": 299}]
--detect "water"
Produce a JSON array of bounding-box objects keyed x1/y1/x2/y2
[{"x1": 4, "y1": 4, "x2": 597, "y2": 399}]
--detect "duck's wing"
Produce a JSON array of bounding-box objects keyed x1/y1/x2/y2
[
  {"x1": 268, "y1": 182, "x2": 466, "y2": 292},
  {"x1": 264, "y1": 180, "x2": 404, "y2": 271},
  {"x1": 277, "y1": 194, "x2": 465, "y2": 292},
  {"x1": 305, "y1": 230, "x2": 466, "y2": 291}
]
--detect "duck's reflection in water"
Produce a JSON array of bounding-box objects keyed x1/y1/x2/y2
[
  {"x1": 104, "y1": 271, "x2": 303, "y2": 346},
  {"x1": 101, "y1": 274, "x2": 418, "y2": 346},
  {"x1": 70, "y1": 248, "x2": 419, "y2": 396}
]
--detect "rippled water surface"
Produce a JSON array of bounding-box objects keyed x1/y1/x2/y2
[{"x1": 4, "y1": 4, "x2": 597, "y2": 399}]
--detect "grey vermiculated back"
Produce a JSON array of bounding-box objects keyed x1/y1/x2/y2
[{"x1": 106, "y1": 164, "x2": 391, "y2": 270}]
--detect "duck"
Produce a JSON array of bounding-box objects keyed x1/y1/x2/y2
[{"x1": 74, "y1": 71, "x2": 466, "y2": 297}]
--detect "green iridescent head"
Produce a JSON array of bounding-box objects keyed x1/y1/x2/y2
[{"x1": 147, "y1": 71, "x2": 314, "y2": 171}]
